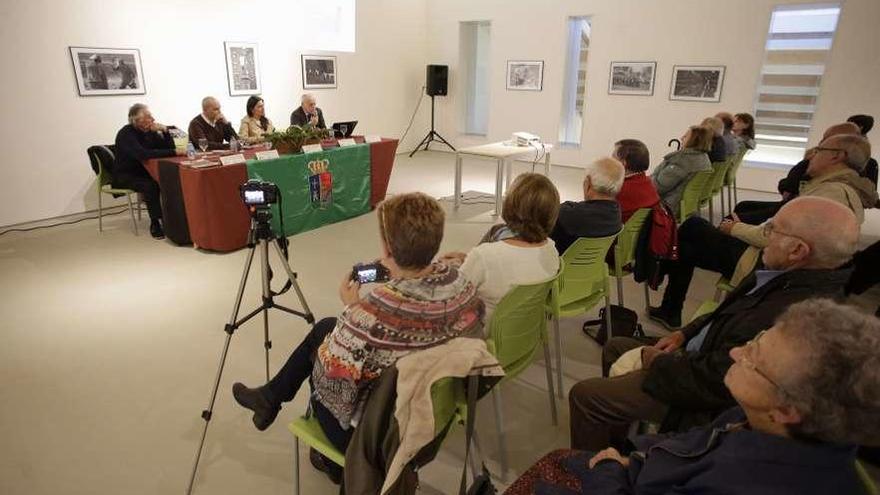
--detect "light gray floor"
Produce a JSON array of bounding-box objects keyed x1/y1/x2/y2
[{"x1": 1, "y1": 151, "x2": 877, "y2": 494}]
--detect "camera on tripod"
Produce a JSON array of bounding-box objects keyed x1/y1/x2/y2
[{"x1": 240, "y1": 180, "x2": 279, "y2": 208}]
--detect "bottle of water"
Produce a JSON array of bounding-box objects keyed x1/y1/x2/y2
[
  {"x1": 230, "y1": 137, "x2": 239, "y2": 152},
  {"x1": 186, "y1": 142, "x2": 196, "y2": 159}
]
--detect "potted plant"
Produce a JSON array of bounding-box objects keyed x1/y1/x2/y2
[{"x1": 264, "y1": 125, "x2": 332, "y2": 154}]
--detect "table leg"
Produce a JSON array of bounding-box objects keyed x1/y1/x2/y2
[
  {"x1": 505, "y1": 160, "x2": 513, "y2": 192},
  {"x1": 454, "y1": 153, "x2": 463, "y2": 210},
  {"x1": 545, "y1": 150, "x2": 551, "y2": 176},
  {"x1": 494, "y1": 158, "x2": 504, "y2": 216}
]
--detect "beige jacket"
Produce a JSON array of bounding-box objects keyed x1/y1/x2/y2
[{"x1": 238, "y1": 116, "x2": 275, "y2": 144}]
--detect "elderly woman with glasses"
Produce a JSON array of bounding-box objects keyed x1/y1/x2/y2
[{"x1": 505, "y1": 298, "x2": 880, "y2": 495}]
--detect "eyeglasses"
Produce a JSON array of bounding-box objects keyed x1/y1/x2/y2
[
  {"x1": 761, "y1": 220, "x2": 801, "y2": 241},
  {"x1": 813, "y1": 146, "x2": 847, "y2": 155},
  {"x1": 738, "y1": 330, "x2": 785, "y2": 392}
]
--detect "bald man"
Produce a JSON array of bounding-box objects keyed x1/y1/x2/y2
[
  {"x1": 571, "y1": 196, "x2": 859, "y2": 451},
  {"x1": 549, "y1": 157, "x2": 624, "y2": 254},
  {"x1": 187, "y1": 96, "x2": 239, "y2": 150}
]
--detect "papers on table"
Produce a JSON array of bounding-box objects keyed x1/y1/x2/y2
[
  {"x1": 302, "y1": 143, "x2": 324, "y2": 154},
  {"x1": 255, "y1": 150, "x2": 280, "y2": 160},
  {"x1": 183, "y1": 159, "x2": 219, "y2": 169},
  {"x1": 338, "y1": 138, "x2": 357, "y2": 147},
  {"x1": 364, "y1": 135, "x2": 382, "y2": 143},
  {"x1": 220, "y1": 154, "x2": 246, "y2": 166}
]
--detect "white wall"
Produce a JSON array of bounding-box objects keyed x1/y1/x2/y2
[
  {"x1": 0, "y1": 0, "x2": 427, "y2": 227},
  {"x1": 424, "y1": 0, "x2": 880, "y2": 191}
]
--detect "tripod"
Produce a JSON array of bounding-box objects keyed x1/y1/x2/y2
[
  {"x1": 409, "y1": 95, "x2": 455, "y2": 157},
  {"x1": 186, "y1": 207, "x2": 314, "y2": 495}
]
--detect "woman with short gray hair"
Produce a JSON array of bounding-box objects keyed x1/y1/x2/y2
[{"x1": 505, "y1": 298, "x2": 880, "y2": 495}]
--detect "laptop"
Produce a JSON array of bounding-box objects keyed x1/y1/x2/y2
[{"x1": 332, "y1": 121, "x2": 358, "y2": 138}]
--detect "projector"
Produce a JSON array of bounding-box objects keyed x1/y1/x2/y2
[{"x1": 513, "y1": 131, "x2": 542, "y2": 147}]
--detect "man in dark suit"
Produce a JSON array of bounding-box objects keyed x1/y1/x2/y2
[{"x1": 290, "y1": 93, "x2": 326, "y2": 129}]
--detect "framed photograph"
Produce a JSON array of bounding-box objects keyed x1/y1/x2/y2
[
  {"x1": 608, "y1": 61, "x2": 656, "y2": 96},
  {"x1": 301, "y1": 55, "x2": 337, "y2": 89},
  {"x1": 69, "y1": 47, "x2": 145, "y2": 96},
  {"x1": 670, "y1": 65, "x2": 726, "y2": 102},
  {"x1": 506, "y1": 60, "x2": 544, "y2": 91},
  {"x1": 224, "y1": 41, "x2": 261, "y2": 96}
]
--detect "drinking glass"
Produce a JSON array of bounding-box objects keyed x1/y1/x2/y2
[{"x1": 198, "y1": 138, "x2": 208, "y2": 153}]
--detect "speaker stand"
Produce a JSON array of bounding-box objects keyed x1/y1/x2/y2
[{"x1": 409, "y1": 95, "x2": 455, "y2": 157}]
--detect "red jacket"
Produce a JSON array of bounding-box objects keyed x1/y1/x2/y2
[{"x1": 618, "y1": 173, "x2": 660, "y2": 222}]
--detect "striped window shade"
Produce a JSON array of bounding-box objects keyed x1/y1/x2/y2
[{"x1": 753, "y1": 4, "x2": 841, "y2": 164}]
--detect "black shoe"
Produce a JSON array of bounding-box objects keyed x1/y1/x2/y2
[
  {"x1": 232, "y1": 382, "x2": 280, "y2": 431},
  {"x1": 309, "y1": 448, "x2": 343, "y2": 485},
  {"x1": 149, "y1": 220, "x2": 165, "y2": 239},
  {"x1": 648, "y1": 306, "x2": 682, "y2": 330}
]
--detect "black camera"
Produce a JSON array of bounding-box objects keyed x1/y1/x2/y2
[
  {"x1": 240, "y1": 180, "x2": 279, "y2": 207},
  {"x1": 351, "y1": 262, "x2": 391, "y2": 284}
]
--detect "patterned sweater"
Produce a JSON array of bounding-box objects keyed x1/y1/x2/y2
[{"x1": 311, "y1": 262, "x2": 484, "y2": 428}]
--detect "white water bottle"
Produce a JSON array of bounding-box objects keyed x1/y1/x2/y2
[
  {"x1": 186, "y1": 142, "x2": 196, "y2": 159},
  {"x1": 230, "y1": 137, "x2": 239, "y2": 152}
]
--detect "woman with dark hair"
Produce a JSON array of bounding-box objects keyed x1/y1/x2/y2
[
  {"x1": 732, "y1": 112, "x2": 756, "y2": 151},
  {"x1": 651, "y1": 125, "x2": 713, "y2": 218},
  {"x1": 612, "y1": 139, "x2": 660, "y2": 223},
  {"x1": 238, "y1": 96, "x2": 275, "y2": 144}
]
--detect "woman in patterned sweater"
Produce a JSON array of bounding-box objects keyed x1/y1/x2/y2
[{"x1": 231, "y1": 193, "x2": 485, "y2": 464}]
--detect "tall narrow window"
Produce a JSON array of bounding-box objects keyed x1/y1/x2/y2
[
  {"x1": 751, "y1": 4, "x2": 841, "y2": 166},
  {"x1": 460, "y1": 21, "x2": 491, "y2": 135},
  {"x1": 559, "y1": 17, "x2": 591, "y2": 146}
]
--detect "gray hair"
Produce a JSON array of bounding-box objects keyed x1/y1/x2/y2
[
  {"x1": 701, "y1": 117, "x2": 723, "y2": 137},
  {"x1": 301, "y1": 93, "x2": 316, "y2": 104},
  {"x1": 128, "y1": 103, "x2": 148, "y2": 125},
  {"x1": 774, "y1": 299, "x2": 880, "y2": 445},
  {"x1": 201, "y1": 96, "x2": 218, "y2": 110},
  {"x1": 584, "y1": 157, "x2": 625, "y2": 196},
  {"x1": 827, "y1": 133, "x2": 871, "y2": 172}
]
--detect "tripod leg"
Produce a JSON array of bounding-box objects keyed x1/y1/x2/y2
[
  {"x1": 408, "y1": 131, "x2": 433, "y2": 157},
  {"x1": 187, "y1": 244, "x2": 257, "y2": 495},
  {"x1": 271, "y1": 240, "x2": 315, "y2": 322},
  {"x1": 260, "y1": 240, "x2": 272, "y2": 382},
  {"x1": 432, "y1": 131, "x2": 457, "y2": 151}
]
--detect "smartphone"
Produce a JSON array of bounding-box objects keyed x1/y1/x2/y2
[{"x1": 351, "y1": 262, "x2": 390, "y2": 284}]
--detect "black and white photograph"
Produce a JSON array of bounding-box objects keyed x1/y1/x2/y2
[
  {"x1": 224, "y1": 42, "x2": 261, "y2": 96},
  {"x1": 506, "y1": 60, "x2": 544, "y2": 91},
  {"x1": 608, "y1": 61, "x2": 656, "y2": 96},
  {"x1": 69, "y1": 47, "x2": 145, "y2": 96},
  {"x1": 301, "y1": 55, "x2": 337, "y2": 89},
  {"x1": 670, "y1": 65, "x2": 726, "y2": 102}
]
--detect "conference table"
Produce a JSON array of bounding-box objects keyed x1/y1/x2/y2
[
  {"x1": 454, "y1": 141, "x2": 553, "y2": 215},
  {"x1": 142, "y1": 137, "x2": 398, "y2": 252}
]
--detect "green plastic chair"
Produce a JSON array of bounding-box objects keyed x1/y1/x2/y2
[
  {"x1": 700, "y1": 159, "x2": 731, "y2": 224},
  {"x1": 288, "y1": 377, "x2": 464, "y2": 495},
  {"x1": 486, "y1": 273, "x2": 559, "y2": 480},
  {"x1": 856, "y1": 459, "x2": 879, "y2": 495},
  {"x1": 609, "y1": 208, "x2": 652, "y2": 308},
  {"x1": 713, "y1": 275, "x2": 736, "y2": 302},
  {"x1": 678, "y1": 169, "x2": 714, "y2": 224},
  {"x1": 88, "y1": 145, "x2": 141, "y2": 235},
  {"x1": 724, "y1": 148, "x2": 749, "y2": 212},
  {"x1": 547, "y1": 232, "x2": 620, "y2": 398}
]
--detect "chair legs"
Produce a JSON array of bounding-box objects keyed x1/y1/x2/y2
[
  {"x1": 542, "y1": 341, "x2": 559, "y2": 425},
  {"x1": 492, "y1": 388, "x2": 508, "y2": 482},
  {"x1": 643, "y1": 283, "x2": 651, "y2": 310},
  {"x1": 616, "y1": 275, "x2": 624, "y2": 307},
  {"x1": 603, "y1": 294, "x2": 613, "y2": 335},
  {"x1": 553, "y1": 316, "x2": 564, "y2": 398},
  {"x1": 98, "y1": 190, "x2": 103, "y2": 233},
  {"x1": 293, "y1": 436, "x2": 301, "y2": 495},
  {"x1": 126, "y1": 194, "x2": 139, "y2": 236}
]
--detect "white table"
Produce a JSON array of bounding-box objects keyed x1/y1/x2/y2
[{"x1": 454, "y1": 141, "x2": 553, "y2": 215}]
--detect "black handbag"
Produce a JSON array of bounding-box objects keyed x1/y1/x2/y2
[
  {"x1": 582, "y1": 304, "x2": 645, "y2": 345},
  {"x1": 459, "y1": 375, "x2": 496, "y2": 495}
]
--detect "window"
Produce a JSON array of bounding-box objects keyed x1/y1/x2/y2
[
  {"x1": 460, "y1": 21, "x2": 491, "y2": 135},
  {"x1": 299, "y1": 0, "x2": 356, "y2": 53},
  {"x1": 750, "y1": 4, "x2": 841, "y2": 166},
  {"x1": 559, "y1": 17, "x2": 591, "y2": 147}
]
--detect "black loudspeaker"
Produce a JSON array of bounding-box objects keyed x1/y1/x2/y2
[{"x1": 426, "y1": 65, "x2": 448, "y2": 96}]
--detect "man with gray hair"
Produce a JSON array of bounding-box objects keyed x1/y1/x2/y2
[
  {"x1": 187, "y1": 96, "x2": 238, "y2": 150},
  {"x1": 290, "y1": 93, "x2": 326, "y2": 129},
  {"x1": 549, "y1": 157, "x2": 624, "y2": 254},
  {"x1": 114, "y1": 103, "x2": 183, "y2": 238},
  {"x1": 570, "y1": 196, "x2": 858, "y2": 451}
]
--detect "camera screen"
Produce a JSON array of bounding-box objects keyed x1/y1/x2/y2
[
  {"x1": 244, "y1": 190, "x2": 264, "y2": 204},
  {"x1": 357, "y1": 268, "x2": 377, "y2": 283}
]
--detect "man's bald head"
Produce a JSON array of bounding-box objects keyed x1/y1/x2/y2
[
  {"x1": 201, "y1": 96, "x2": 219, "y2": 111},
  {"x1": 774, "y1": 196, "x2": 859, "y2": 269},
  {"x1": 583, "y1": 157, "x2": 625, "y2": 199},
  {"x1": 821, "y1": 122, "x2": 860, "y2": 140}
]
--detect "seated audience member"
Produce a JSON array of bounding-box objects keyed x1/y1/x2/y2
[
  {"x1": 231, "y1": 193, "x2": 484, "y2": 478},
  {"x1": 507, "y1": 299, "x2": 880, "y2": 495},
  {"x1": 441, "y1": 173, "x2": 560, "y2": 328},
  {"x1": 735, "y1": 122, "x2": 862, "y2": 224},
  {"x1": 187, "y1": 96, "x2": 238, "y2": 150},
  {"x1": 290, "y1": 93, "x2": 327, "y2": 129},
  {"x1": 651, "y1": 125, "x2": 713, "y2": 218},
  {"x1": 113, "y1": 103, "x2": 183, "y2": 239},
  {"x1": 847, "y1": 114, "x2": 878, "y2": 187},
  {"x1": 701, "y1": 117, "x2": 727, "y2": 163},
  {"x1": 238, "y1": 96, "x2": 275, "y2": 144},
  {"x1": 653, "y1": 133, "x2": 876, "y2": 328},
  {"x1": 732, "y1": 112, "x2": 756, "y2": 152},
  {"x1": 613, "y1": 139, "x2": 660, "y2": 222},
  {"x1": 569, "y1": 197, "x2": 858, "y2": 452},
  {"x1": 715, "y1": 111, "x2": 738, "y2": 157},
  {"x1": 550, "y1": 158, "x2": 624, "y2": 255}
]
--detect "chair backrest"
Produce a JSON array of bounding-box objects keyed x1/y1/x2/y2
[
  {"x1": 614, "y1": 208, "x2": 652, "y2": 272},
  {"x1": 87, "y1": 145, "x2": 116, "y2": 187},
  {"x1": 724, "y1": 148, "x2": 749, "y2": 186},
  {"x1": 429, "y1": 377, "x2": 464, "y2": 436},
  {"x1": 679, "y1": 169, "x2": 714, "y2": 223},
  {"x1": 487, "y1": 274, "x2": 558, "y2": 379},
  {"x1": 557, "y1": 233, "x2": 618, "y2": 309},
  {"x1": 709, "y1": 159, "x2": 731, "y2": 194}
]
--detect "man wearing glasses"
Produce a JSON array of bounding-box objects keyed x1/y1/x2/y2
[{"x1": 568, "y1": 197, "x2": 858, "y2": 451}]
